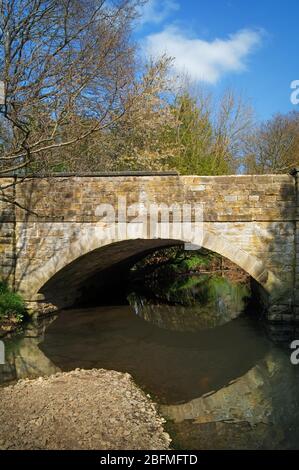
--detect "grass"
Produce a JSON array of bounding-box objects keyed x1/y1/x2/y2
[{"x1": 0, "y1": 281, "x2": 27, "y2": 326}]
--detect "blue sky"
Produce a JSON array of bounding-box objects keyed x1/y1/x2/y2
[{"x1": 135, "y1": 0, "x2": 299, "y2": 121}]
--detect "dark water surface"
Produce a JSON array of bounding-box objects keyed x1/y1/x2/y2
[{"x1": 1, "y1": 276, "x2": 299, "y2": 449}]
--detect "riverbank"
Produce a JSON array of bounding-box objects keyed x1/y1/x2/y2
[
  {"x1": 0, "y1": 368, "x2": 171, "y2": 450},
  {"x1": 0, "y1": 282, "x2": 27, "y2": 337}
]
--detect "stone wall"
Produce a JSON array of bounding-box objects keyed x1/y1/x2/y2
[
  {"x1": 0, "y1": 178, "x2": 15, "y2": 285},
  {"x1": 291, "y1": 169, "x2": 299, "y2": 318},
  {"x1": 0, "y1": 173, "x2": 298, "y2": 320}
]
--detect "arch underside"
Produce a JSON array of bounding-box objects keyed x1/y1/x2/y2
[
  {"x1": 27, "y1": 230, "x2": 282, "y2": 308},
  {"x1": 38, "y1": 239, "x2": 182, "y2": 307}
]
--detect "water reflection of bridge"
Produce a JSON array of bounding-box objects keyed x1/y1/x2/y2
[
  {"x1": 1, "y1": 313, "x2": 299, "y2": 449},
  {"x1": 162, "y1": 348, "x2": 299, "y2": 450}
]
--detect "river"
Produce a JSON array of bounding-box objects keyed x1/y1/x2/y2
[{"x1": 1, "y1": 271, "x2": 299, "y2": 449}]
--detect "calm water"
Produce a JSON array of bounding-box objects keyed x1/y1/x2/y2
[{"x1": 1, "y1": 275, "x2": 299, "y2": 449}]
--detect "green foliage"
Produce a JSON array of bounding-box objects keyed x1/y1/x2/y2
[
  {"x1": 167, "y1": 275, "x2": 211, "y2": 306},
  {"x1": 0, "y1": 281, "x2": 27, "y2": 323},
  {"x1": 179, "y1": 254, "x2": 212, "y2": 271},
  {"x1": 132, "y1": 246, "x2": 218, "y2": 278},
  {"x1": 169, "y1": 93, "x2": 231, "y2": 175},
  {"x1": 171, "y1": 94, "x2": 212, "y2": 174},
  {"x1": 148, "y1": 272, "x2": 249, "y2": 310},
  {"x1": 49, "y1": 162, "x2": 70, "y2": 173},
  {"x1": 207, "y1": 276, "x2": 249, "y2": 304}
]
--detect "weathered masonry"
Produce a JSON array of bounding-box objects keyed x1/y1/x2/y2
[{"x1": 1, "y1": 171, "x2": 299, "y2": 321}]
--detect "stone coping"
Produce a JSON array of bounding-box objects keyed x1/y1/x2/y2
[
  {"x1": 0, "y1": 171, "x2": 179, "y2": 178},
  {"x1": 0, "y1": 170, "x2": 296, "y2": 178}
]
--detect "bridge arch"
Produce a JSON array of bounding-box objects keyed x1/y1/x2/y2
[{"x1": 23, "y1": 228, "x2": 282, "y2": 310}]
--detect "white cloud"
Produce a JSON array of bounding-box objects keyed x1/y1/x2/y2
[
  {"x1": 138, "y1": 0, "x2": 180, "y2": 27},
  {"x1": 143, "y1": 27, "x2": 263, "y2": 83}
]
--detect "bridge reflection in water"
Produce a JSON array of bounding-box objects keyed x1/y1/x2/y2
[{"x1": 1, "y1": 281, "x2": 299, "y2": 450}]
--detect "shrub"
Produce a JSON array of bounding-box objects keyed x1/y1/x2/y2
[{"x1": 0, "y1": 281, "x2": 27, "y2": 323}]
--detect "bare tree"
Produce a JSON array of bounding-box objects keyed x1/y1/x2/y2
[
  {"x1": 244, "y1": 111, "x2": 299, "y2": 174},
  {"x1": 0, "y1": 0, "x2": 145, "y2": 180},
  {"x1": 38, "y1": 55, "x2": 176, "y2": 172},
  {"x1": 211, "y1": 89, "x2": 254, "y2": 173}
]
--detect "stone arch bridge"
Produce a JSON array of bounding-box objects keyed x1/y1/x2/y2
[{"x1": 1, "y1": 171, "x2": 299, "y2": 322}]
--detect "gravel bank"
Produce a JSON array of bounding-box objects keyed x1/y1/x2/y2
[{"x1": 0, "y1": 368, "x2": 171, "y2": 450}]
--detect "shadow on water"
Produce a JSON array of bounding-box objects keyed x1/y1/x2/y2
[{"x1": 39, "y1": 305, "x2": 269, "y2": 404}]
